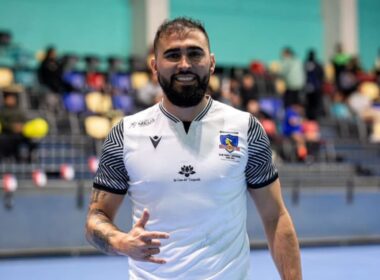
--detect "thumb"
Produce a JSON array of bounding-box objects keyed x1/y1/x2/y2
[{"x1": 134, "y1": 208, "x2": 150, "y2": 228}]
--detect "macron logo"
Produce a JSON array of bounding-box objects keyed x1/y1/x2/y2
[{"x1": 150, "y1": 136, "x2": 162, "y2": 149}]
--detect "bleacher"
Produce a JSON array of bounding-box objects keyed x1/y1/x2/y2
[{"x1": 1, "y1": 57, "x2": 380, "y2": 191}]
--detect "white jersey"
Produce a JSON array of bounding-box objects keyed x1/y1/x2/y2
[{"x1": 94, "y1": 97, "x2": 278, "y2": 279}]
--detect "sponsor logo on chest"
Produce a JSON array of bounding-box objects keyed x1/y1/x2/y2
[{"x1": 173, "y1": 165, "x2": 201, "y2": 182}]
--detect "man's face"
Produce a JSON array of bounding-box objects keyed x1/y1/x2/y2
[{"x1": 151, "y1": 29, "x2": 215, "y2": 107}]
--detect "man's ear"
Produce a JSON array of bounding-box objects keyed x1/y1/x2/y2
[
  {"x1": 150, "y1": 57, "x2": 157, "y2": 74},
  {"x1": 210, "y1": 53, "x2": 216, "y2": 74}
]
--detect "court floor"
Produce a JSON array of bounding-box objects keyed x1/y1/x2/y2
[{"x1": 1, "y1": 245, "x2": 379, "y2": 279}]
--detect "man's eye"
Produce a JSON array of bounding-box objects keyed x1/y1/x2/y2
[
  {"x1": 165, "y1": 53, "x2": 181, "y2": 60},
  {"x1": 188, "y1": 51, "x2": 203, "y2": 59}
]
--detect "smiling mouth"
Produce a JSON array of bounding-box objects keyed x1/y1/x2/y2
[{"x1": 174, "y1": 74, "x2": 197, "y2": 82}]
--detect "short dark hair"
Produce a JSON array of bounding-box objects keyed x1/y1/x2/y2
[
  {"x1": 153, "y1": 17, "x2": 211, "y2": 55},
  {"x1": 283, "y1": 47, "x2": 294, "y2": 56}
]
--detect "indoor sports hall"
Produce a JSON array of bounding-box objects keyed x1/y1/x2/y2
[{"x1": 1, "y1": 0, "x2": 380, "y2": 279}]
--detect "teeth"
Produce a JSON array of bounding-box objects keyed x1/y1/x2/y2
[{"x1": 176, "y1": 75, "x2": 195, "y2": 81}]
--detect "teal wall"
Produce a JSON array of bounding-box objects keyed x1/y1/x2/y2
[
  {"x1": 0, "y1": 0, "x2": 131, "y2": 58},
  {"x1": 1, "y1": 0, "x2": 378, "y2": 69},
  {"x1": 170, "y1": 0, "x2": 324, "y2": 66},
  {"x1": 358, "y1": 0, "x2": 380, "y2": 70}
]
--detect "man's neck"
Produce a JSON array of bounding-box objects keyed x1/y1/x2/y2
[{"x1": 162, "y1": 96, "x2": 209, "y2": 122}]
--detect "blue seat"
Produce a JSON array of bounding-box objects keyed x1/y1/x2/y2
[
  {"x1": 113, "y1": 94, "x2": 134, "y2": 114},
  {"x1": 63, "y1": 71, "x2": 85, "y2": 90},
  {"x1": 259, "y1": 97, "x2": 284, "y2": 121},
  {"x1": 110, "y1": 73, "x2": 131, "y2": 92},
  {"x1": 63, "y1": 92, "x2": 86, "y2": 113}
]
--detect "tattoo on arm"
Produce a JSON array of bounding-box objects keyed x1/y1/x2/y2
[
  {"x1": 90, "y1": 189, "x2": 107, "y2": 204},
  {"x1": 92, "y1": 229, "x2": 117, "y2": 255},
  {"x1": 87, "y1": 190, "x2": 120, "y2": 255}
]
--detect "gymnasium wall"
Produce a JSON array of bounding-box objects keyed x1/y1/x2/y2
[
  {"x1": 0, "y1": 0, "x2": 131, "y2": 58},
  {"x1": 1, "y1": 187, "x2": 379, "y2": 253},
  {"x1": 170, "y1": 0, "x2": 324, "y2": 66},
  {"x1": 358, "y1": 0, "x2": 380, "y2": 70},
  {"x1": 0, "y1": 0, "x2": 378, "y2": 69}
]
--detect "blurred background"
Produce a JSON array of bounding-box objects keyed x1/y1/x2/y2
[{"x1": 0, "y1": 0, "x2": 379, "y2": 277}]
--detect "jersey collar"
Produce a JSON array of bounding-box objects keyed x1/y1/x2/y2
[{"x1": 159, "y1": 96, "x2": 213, "y2": 123}]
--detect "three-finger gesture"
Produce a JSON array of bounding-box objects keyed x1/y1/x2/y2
[{"x1": 122, "y1": 208, "x2": 169, "y2": 264}]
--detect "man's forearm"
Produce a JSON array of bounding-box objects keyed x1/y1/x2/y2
[
  {"x1": 85, "y1": 208, "x2": 121, "y2": 255},
  {"x1": 265, "y1": 211, "x2": 302, "y2": 280}
]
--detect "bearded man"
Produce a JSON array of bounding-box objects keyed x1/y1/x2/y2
[{"x1": 85, "y1": 17, "x2": 302, "y2": 280}]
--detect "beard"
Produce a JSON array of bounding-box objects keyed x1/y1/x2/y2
[{"x1": 157, "y1": 71, "x2": 210, "y2": 108}]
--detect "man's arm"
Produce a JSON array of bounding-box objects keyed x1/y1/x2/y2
[
  {"x1": 248, "y1": 178, "x2": 302, "y2": 280},
  {"x1": 85, "y1": 188, "x2": 169, "y2": 264}
]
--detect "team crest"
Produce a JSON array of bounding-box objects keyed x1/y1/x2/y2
[{"x1": 219, "y1": 134, "x2": 240, "y2": 153}]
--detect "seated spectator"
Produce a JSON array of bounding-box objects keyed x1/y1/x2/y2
[
  {"x1": 302, "y1": 119, "x2": 321, "y2": 160},
  {"x1": 218, "y1": 78, "x2": 243, "y2": 109},
  {"x1": 348, "y1": 83, "x2": 380, "y2": 142},
  {"x1": 239, "y1": 72, "x2": 260, "y2": 114},
  {"x1": 0, "y1": 92, "x2": 36, "y2": 162},
  {"x1": 283, "y1": 103, "x2": 308, "y2": 161},
  {"x1": 37, "y1": 46, "x2": 63, "y2": 93},
  {"x1": 338, "y1": 56, "x2": 363, "y2": 97},
  {"x1": 84, "y1": 55, "x2": 105, "y2": 91},
  {"x1": 258, "y1": 111, "x2": 278, "y2": 141},
  {"x1": 136, "y1": 72, "x2": 162, "y2": 109},
  {"x1": 330, "y1": 91, "x2": 353, "y2": 120},
  {"x1": 207, "y1": 75, "x2": 222, "y2": 101},
  {"x1": 106, "y1": 56, "x2": 129, "y2": 94}
]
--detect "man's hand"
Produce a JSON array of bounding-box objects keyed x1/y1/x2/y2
[
  {"x1": 85, "y1": 189, "x2": 169, "y2": 264},
  {"x1": 115, "y1": 208, "x2": 170, "y2": 264}
]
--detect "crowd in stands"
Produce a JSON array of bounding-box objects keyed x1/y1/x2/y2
[{"x1": 1, "y1": 30, "x2": 380, "y2": 165}]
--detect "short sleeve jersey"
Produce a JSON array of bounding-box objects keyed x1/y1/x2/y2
[{"x1": 94, "y1": 97, "x2": 278, "y2": 280}]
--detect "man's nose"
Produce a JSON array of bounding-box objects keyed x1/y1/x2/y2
[{"x1": 178, "y1": 55, "x2": 191, "y2": 70}]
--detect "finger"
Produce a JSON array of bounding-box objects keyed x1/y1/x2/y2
[
  {"x1": 141, "y1": 231, "x2": 170, "y2": 240},
  {"x1": 149, "y1": 240, "x2": 162, "y2": 247},
  {"x1": 144, "y1": 255, "x2": 166, "y2": 264},
  {"x1": 143, "y1": 248, "x2": 160, "y2": 255},
  {"x1": 142, "y1": 241, "x2": 161, "y2": 249},
  {"x1": 134, "y1": 208, "x2": 150, "y2": 229}
]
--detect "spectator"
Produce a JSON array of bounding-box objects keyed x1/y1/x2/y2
[
  {"x1": 280, "y1": 47, "x2": 305, "y2": 108},
  {"x1": 331, "y1": 43, "x2": 351, "y2": 91},
  {"x1": 37, "y1": 46, "x2": 65, "y2": 114},
  {"x1": 84, "y1": 55, "x2": 105, "y2": 91},
  {"x1": 37, "y1": 46, "x2": 63, "y2": 93},
  {"x1": 374, "y1": 48, "x2": 380, "y2": 86},
  {"x1": 348, "y1": 83, "x2": 380, "y2": 142},
  {"x1": 0, "y1": 92, "x2": 35, "y2": 162},
  {"x1": 240, "y1": 72, "x2": 260, "y2": 115},
  {"x1": 338, "y1": 56, "x2": 362, "y2": 97},
  {"x1": 330, "y1": 91, "x2": 353, "y2": 120},
  {"x1": 136, "y1": 72, "x2": 163, "y2": 109},
  {"x1": 304, "y1": 50, "x2": 324, "y2": 120},
  {"x1": 283, "y1": 103, "x2": 308, "y2": 161}
]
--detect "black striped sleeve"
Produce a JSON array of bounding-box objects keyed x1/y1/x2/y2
[
  {"x1": 245, "y1": 115, "x2": 278, "y2": 189},
  {"x1": 93, "y1": 120, "x2": 129, "y2": 194}
]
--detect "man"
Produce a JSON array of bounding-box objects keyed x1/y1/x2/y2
[
  {"x1": 280, "y1": 47, "x2": 305, "y2": 108},
  {"x1": 0, "y1": 91, "x2": 32, "y2": 162},
  {"x1": 86, "y1": 17, "x2": 302, "y2": 279}
]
